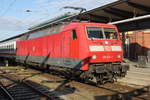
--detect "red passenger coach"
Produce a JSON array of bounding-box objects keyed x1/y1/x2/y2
[{"x1": 0, "y1": 22, "x2": 129, "y2": 85}]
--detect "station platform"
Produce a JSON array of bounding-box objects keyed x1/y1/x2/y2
[{"x1": 118, "y1": 59, "x2": 150, "y2": 86}]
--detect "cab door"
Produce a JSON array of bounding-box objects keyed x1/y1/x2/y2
[
  {"x1": 70, "y1": 29, "x2": 79, "y2": 58},
  {"x1": 62, "y1": 31, "x2": 71, "y2": 58}
]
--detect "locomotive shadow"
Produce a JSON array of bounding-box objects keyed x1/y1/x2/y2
[
  {"x1": 40, "y1": 53, "x2": 51, "y2": 68},
  {"x1": 41, "y1": 79, "x2": 77, "y2": 96},
  {"x1": 22, "y1": 54, "x2": 52, "y2": 80},
  {"x1": 94, "y1": 85, "x2": 150, "y2": 100},
  {"x1": 54, "y1": 79, "x2": 76, "y2": 96},
  {"x1": 40, "y1": 77, "x2": 77, "y2": 96}
]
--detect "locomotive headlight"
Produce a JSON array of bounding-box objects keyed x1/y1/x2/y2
[
  {"x1": 117, "y1": 55, "x2": 121, "y2": 58},
  {"x1": 92, "y1": 55, "x2": 97, "y2": 59},
  {"x1": 105, "y1": 41, "x2": 109, "y2": 44}
]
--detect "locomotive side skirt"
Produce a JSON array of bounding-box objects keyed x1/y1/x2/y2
[{"x1": 16, "y1": 55, "x2": 82, "y2": 69}]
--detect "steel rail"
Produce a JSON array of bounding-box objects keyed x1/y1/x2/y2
[
  {"x1": 0, "y1": 68, "x2": 54, "y2": 100},
  {"x1": 0, "y1": 84, "x2": 15, "y2": 100},
  {"x1": 22, "y1": 80, "x2": 53, "y2": 100}
]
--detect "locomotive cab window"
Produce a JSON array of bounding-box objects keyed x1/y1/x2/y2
[
  {"x1": 103, "y1": 28, "x2": 117, "y2": 39},
  {"x1": 87, "y1": 27, "x2": 104, "y2": 40},
  {"x1": 72, "y1": 30, "x2": 77, "y2": 40},
  {"x1": 87, "y1": 27, "x2": 118, "y2": 40}
]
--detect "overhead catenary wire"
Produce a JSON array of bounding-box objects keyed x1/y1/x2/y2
[
  {"x1": 0, "y1": 0, "x2": 52, "y2": 36},
  {"x1": 0, "y1": 0, "x2": 4, "y2": 13},
  {"x1": 0, "y1": 0, "x2": 17, "y2": 16}
]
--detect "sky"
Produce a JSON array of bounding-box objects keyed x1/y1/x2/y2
[{"x1": 0, "y1": 0, "x2": 116, "y2": 41}]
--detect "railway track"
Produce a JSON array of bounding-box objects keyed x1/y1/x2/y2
[
  {"x1": 0, "y1": 66, "x2": 150, "y2": 100},
  {"x1": 0, "y1": 67, "x2": 61, "y2": 100},
  {"x1": 0, "y1": 83, "x2": 14, "y2": 100}
]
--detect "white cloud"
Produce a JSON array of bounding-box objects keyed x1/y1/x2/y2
[
  {"x1": 37, "y1": 0, "x2": 117, "y2": 10},
  {"x1": 36, "y1": 0, "x2": 117, "y2": 18},
  {"x1": 0, "y1": 16, "x2": 29, "y2": 40},
  {"x1": 0, "y1": 16, "x2": 28, "y2": 31},
  {"x1": 0, "y1": 0, "x2": 117, "y2": 40}
]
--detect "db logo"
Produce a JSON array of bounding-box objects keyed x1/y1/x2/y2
[
  {"x1": 103, "y1": 56, "x2": 112, "y2": 59},
  {"x1": 104, "y1": 46, "x2": 111, "y2": 51}
]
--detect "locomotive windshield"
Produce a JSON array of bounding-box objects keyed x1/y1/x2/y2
[{"x1": 87, "y1": 27, "x2": 117, "y2": 40}]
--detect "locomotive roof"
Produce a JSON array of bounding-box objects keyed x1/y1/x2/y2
[
  {"x1": 0, "y1": 22, "x2": 116, "y2": 43},
  {"x1": 29, "y1": 13, "x2": 77, "y2": 31}
]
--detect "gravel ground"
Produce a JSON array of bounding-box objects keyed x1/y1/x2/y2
[{"x1": 0, "y1": 66, "x2": 150, "y2": 100}]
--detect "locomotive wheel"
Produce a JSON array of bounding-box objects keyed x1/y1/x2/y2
[
  {"x1": 95, "y1": 75, "x2": 105, "y2": 86},
  {"x1": 121, "y1": 72, "x2": 126, "y2": 77},
  {"x1": 95, "y1": 72, "x2": 116, "y2": 86},
  {"x1": 96, "y1": 79, "x2": 105, "y2": 87}
]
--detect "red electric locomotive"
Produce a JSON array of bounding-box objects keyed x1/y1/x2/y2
[{"x1": 0, "y1": 22, "x2": 129, "y2": 85}]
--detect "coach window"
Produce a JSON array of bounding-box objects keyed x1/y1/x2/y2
[
  {"x1": 11, "y1": 44, "x2": 14, "y2": 49},
  {"x1": 13, "y1": 44, "x2": 14, "y2": 49},
  {"x1": 72, "y1": 29, "x2": 77, "y2": 40},
  {"x1": 9, "y1": 45, "x2": 11, "y2": 49}
]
